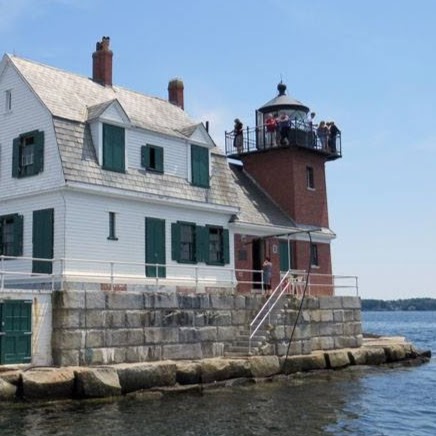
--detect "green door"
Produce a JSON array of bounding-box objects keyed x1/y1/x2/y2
[
  {"x1": 0, "y1": 300, "x2": 32, "y2": 364},
  {"x1": 279, "y1": 240, "x2": 293, "y2": 272},
  {"x1": 32, "y1": 208, "x2": 54, "y2": 274},
  {"x1": 145, "y1": 218, "x2": 166, "y2": 278}
]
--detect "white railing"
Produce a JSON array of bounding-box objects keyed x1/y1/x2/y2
[
  {"x1": 1, "y1": 256, "x2": 358, "y2": 296},
  {"x1": 279, "y1": 270, "x2": 359, "y2": 297},
  {"x1": 249, "y1": 270, "x2": 294, "y2": 353},
  {"x1": 248, "y1": 269, "x2": 359, "y2": 353},
  {"x1": 0, "y1": 255, "x2": 262, "y2": 292}
]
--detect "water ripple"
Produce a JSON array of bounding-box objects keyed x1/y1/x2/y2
[{"x1": 0, "y1": 311, "x2": 435, "y2": 436}]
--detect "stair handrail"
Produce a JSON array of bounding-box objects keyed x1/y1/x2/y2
[{"x1": 249, "y1": 270, "x2": 296, "y2": 353}]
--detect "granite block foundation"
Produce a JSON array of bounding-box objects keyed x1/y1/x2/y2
[{"x1": 51, "y1": 286, "x2": 363, "y2": 366}]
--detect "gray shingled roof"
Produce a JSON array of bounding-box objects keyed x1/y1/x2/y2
[
  {"x1": 9, "y1": 55, "x2": 202, "y2": 140},
  {"x1": 229, "y1": 163, "x2": 296, "y2": 228},
  {"x1": 7, "y1": 54, "x2": 237, "y2": 207},
  {"x1": 9, "y1": 54, "x2": 297, "y2": 222},
  {"x1": 54, "y1": 118, "x2": 237, "y2": 207}
]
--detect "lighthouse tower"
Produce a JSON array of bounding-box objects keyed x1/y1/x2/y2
[{"x1": 226, "y1": 83, "x2": 341, "y2": 290}]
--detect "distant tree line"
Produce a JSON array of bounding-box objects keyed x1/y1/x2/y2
[{"x1": 362, "y1": 298, "x2": 436, "y2": 311}]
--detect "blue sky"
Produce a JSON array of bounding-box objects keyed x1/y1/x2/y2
[{"x1": 1, "y1": 0, "x2": 435, "y2": 300}]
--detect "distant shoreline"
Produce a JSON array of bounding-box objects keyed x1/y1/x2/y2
[{"x1": 362, "y1": 298, "x2": 436, "y2": 311}]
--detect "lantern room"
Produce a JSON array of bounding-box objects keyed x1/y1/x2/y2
[{"x1": 225, "y1": 82, "x2": 342, "y2": 160}]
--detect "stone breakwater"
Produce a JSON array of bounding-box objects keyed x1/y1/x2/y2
[{"x1": 0, "y1": 337, "x2": 430, "y2": 402}]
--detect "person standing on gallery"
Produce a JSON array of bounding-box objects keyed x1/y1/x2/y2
[
  {"x1": 265, "y1": 114, "x2": 277, "y2": 147},
  {"x1": 277, "y1": 112, "x2": 290, "y2": 145},
  {"x1": 328, "y1": 121, "x2": 340, "y2": 153},
  {"x1": 306, "y1": 111, "x2": 316, "y2": 132},
  {"x1": 317, "y1": 120, "x2": 328, "y2": 150},
  {"x1": 233, "y1": 118, "x2": 244, "y2": 153}
]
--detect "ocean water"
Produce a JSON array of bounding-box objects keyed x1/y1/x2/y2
[{"x1": 0, "y1": 311, "x2": 435, "y2": 436}]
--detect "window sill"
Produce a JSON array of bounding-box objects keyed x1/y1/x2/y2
[
  {"x1": 145, "y1": 168, "x2": 164, "y2": 174},
  {"x1": 307, "y1": 187, "x2": 316, "y2": 191},
  {"x1": 15, "y1": 171, "x2": 42, "y2": 179},
  {"x1": 107, "y1": 237, "x2": 119, "y2": 241}
]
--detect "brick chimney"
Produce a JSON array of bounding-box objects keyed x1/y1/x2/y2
[
  {"x1": 92, "y1": 36, "x2": 113, "y2": 86},
  {"x1": 168, "y1": 78, "x2": 184, "y2": 110}
]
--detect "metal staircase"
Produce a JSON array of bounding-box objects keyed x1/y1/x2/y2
[{"x1": 225, "y1": 270, "x2": 307, "y2": 357}]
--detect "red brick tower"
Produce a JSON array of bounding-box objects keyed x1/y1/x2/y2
[{"x1": 228, "y1": 83, "x2": 341, "y2": 288}]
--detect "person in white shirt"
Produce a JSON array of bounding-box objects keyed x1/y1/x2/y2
[{"x1": 306, "y1": 112, "x2": 316, "y2": 131}]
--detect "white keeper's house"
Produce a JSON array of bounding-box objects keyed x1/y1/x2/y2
[{"x1": 0, "y1": 37, "x2": 240, "y2": 287}]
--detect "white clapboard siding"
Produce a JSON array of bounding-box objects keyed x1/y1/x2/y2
[
  {"x1": 0, "y1": 62, "x2": 65, "y2": 199},
  {"x1": 88, "y1": 117, "x2": 189, "y2": 179},
  {"x1": 0, "y1": 192, "x2": 65, "y2": 275},
  {"x1": 62, "y1": 190, "x2": 234, "y2": 282},
  {"x1": 128, "y1": 127, "x2": 188, "y2": 178}
]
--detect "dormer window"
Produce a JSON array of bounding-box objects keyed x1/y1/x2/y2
[
  {"x1": 191, "y1": 144, "x2": 209, "y2": 188},
  {"x1": 5, "y1": 90, "x2": 12, "y2": 112},
  {"x1": 12, "y1": 130, "x2": 44, "y2": 178},
  {"x1": 102, "y1": 123, "x2": 125, "y2": 173}
]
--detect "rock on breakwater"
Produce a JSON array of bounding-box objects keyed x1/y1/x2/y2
[{"x1": 0, "y1": 337, "x2": 430, "y2": 402}]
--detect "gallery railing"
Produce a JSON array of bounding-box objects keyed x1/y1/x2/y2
[{"x1": 225, "y1": 120, "x2": 342, "y2": 160}]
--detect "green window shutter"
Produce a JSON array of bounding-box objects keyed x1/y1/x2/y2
[
  {"x1": 141, "y1": 145, "x2": 148, "y2": 168},
  {"x1": 145, "y1": 218, "x2": 166, "y2": 277},
  {"x1": 12, "y1": 137, "x2": 20, "y2": 178},
  {"x1": 171, "y1": 222, "x2": 180, "y2": 261},
  {"x1": 196, "y1": 226, "x2": 208, "y2": 263},
  {"x1": 12, "y1": 214, "x2": 24, "y2": 257},
  {"x1": 191, "y1": 145, "x2": 209, "y2": 187},
  {"x1": 223, "y1": 229, "x2": 230, "y2": 264},
  {"x1": 32, "y1": 208, "x2": 54, "y2": 274},
  {"x1": 154, "y1": 146, "x2": 164, "y2": 172},
  {"x1": 0, "y1": 219, "x2": 3, "y2": 255},
  {"x1": 199, "y1": 148, "x2": 209, "y2": 187},
  {"x1": 103, "y1": 124, "x2": 125, "y2": 172},
  {"x1": 33, "y1": 130, "x2": 44, "y2": 175},
  {"x1": 143, "y1": 145, "x2": 164, "y2": 172}
]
